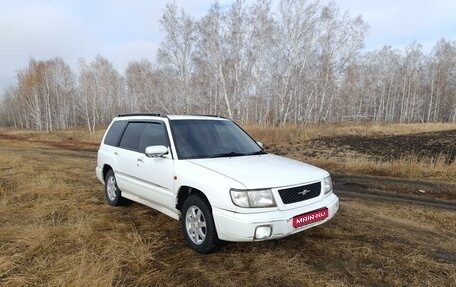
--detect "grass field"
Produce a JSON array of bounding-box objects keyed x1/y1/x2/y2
[
  {"x1": 247, "y1": 123, "x2": 456, "y2": 183},
  {"x1": 0, "y1": 123, "x2": 455, "y2": 286}
]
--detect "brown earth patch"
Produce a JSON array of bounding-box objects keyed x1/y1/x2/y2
[
  {"x1": 303, "y1": 129, "x2": 456, "y2": 163},
  {"x1": 0, "y1": 133, "x2": 98, "y2": 152}
]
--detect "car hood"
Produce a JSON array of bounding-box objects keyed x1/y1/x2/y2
[{"x1": 187, "y1": 154, "x2": 329, "y2": 189}]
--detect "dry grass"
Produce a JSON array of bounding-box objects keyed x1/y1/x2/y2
[
  {"x1": 245, "y1": 123, "x2": 456, "y2": 184},
  {"x1": 304, "y1": 155, "x2": 456, "y2": 183},
  {"x1": 0, "y1": 125, "x2": 455, "y2": 286},
  {"x1": 0, "y1": 144, "x2": 454, "y2": 286},
  {"x1": 1, "y1": 122, "x2": 455, "y2": 183},
  {"x1": 246, "y1": 122, "x2": 456, "y2": 145}
]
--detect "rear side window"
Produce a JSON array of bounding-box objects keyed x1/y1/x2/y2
[
  {"x1": 139, "y1": 123, "x2": 169, "y2": 153},
  {"x1": 104, "y1": 121, "x2": 127, "y2": 146},
  {"x1": 119, "y1": 122, "x2": 146, "y2": 151}
]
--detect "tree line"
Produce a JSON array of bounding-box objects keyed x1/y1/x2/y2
[{"x1": 1, "y1": 0, "x2": 455, "y2": 133}]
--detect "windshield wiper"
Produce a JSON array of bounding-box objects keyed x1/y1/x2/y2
[
  {"x1": 207, "y1": 150, "x2": 267, "y2": 158},
  {"x1": 245, "y1": 150, "x2": 267, "y2": 155},
  {"x1": 207, "y1": 152, "x2": 248, "y2": 158}
]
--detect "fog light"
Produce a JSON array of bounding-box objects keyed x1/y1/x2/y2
[{"x1": 254, "y1": 225, "x2": 272, "y2": 239}]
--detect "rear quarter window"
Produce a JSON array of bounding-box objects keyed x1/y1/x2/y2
[{"x1": 104, "y1": 121, "x2": 127, "y2": 146}]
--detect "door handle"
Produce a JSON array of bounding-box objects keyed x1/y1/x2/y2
[
  {"x1": 137, "y1": 158, "x2": 144, "y2": 163},
  {"x1": 114, "y1": 152, "x2": 119, "y2": 156}
]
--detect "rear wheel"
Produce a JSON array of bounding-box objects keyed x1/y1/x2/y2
[
  {"x1": 181, "y1": 195, "x2": 221, "y2": 254},
  {"x1": 104, "y1": 169, "x2": 127, "y2": 206}
]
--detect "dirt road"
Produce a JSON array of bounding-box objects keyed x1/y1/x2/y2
[{"x1": 0, "y1": 139, "x2": 455, "y2": 286}]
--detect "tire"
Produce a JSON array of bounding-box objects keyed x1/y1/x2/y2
[
  {"x1": 181, "y1": 195, "x2": 221, "y2": 254},
  {"x1": 104, "y1": 169, "x2": 127, "y2": 206}
]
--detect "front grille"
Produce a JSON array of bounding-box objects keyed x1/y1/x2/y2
[{"x1": 278, "y1": 182, "x2": 321, "y2": 204}]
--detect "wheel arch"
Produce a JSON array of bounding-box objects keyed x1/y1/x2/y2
[
  {"x1": 176, "y1": 186, "x2": 211, "y2": 214},
  {"x1": 102, "y1": 164, "x2": 113, "y2": 180}
]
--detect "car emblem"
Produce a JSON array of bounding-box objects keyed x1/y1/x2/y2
[{"x1": 298, "y1": 189, "x2": 311, "y2": 196}]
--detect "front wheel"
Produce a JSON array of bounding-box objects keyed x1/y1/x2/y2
[{"x1": 181, "y1": 195, "x2": 221, "y2": 254}]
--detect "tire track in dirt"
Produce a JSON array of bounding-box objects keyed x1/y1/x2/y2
[
  {"x1": 0, "y1": 133, "x2": 98, "y2": 152},
  {"x1": 0, "y1": 146, "x2": 96, "y2": 160},
  {"x1": 333, "y1": 173, "x2": 456, "y2": 210},
  {"x1": 335, "y1": 186, "x2": 456, "y2": 211}
]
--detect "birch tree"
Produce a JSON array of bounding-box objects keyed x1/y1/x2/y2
[
  {"x1": 0, "y1": 0, "x2": 454, "y2": 128},
  {"x1": 158, "y1": 3, "x2": 196, "y2": 114},
  {"x1": 77, "y1": 56, "x2": 123, "y2": 134}
]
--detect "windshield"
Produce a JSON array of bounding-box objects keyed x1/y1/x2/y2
[{"x1": 170, "y1": 119, "x2": 265, "y2": 159}]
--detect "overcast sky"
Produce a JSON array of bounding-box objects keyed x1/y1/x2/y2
[{"x1": 0, "y1": 0, "x2": 455, "y2": 91}]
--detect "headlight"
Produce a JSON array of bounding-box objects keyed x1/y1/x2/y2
[
  {"x1": 323, "y1": 176, "x2": 333, "y2": 195},
  {"x1": 230, "y1": 189, "x2": 276, "y2": 208}
]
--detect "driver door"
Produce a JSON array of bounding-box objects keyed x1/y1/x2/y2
[{"x1": 134, "y1": 122, "x2": 175, "y2": 209}]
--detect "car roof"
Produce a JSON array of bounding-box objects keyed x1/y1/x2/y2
[
  {"x1": 114, "y1": 113, "x2": 228, "y2": 121},
  {"x1": 167, "y1": 115, "x2": 228, "y2": 121}
]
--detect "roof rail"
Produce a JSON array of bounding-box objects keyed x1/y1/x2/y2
[
  {"x1": 189, "y1": 114, "x2": 226, "y2": 118},
  {"x1": 117, "y1": 113, "x2": 166, "y2": 117}
]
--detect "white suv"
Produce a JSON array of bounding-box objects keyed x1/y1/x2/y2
[{"x1": 96, "y1": 114, "x2": 339, "y2": 253}]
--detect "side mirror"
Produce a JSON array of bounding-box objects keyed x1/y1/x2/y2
[
  {"x1": 145, "y1": 145, "x2": 168, "y2": 157},
  {"x1": 257, "y1": 141, "x2": 264, "y2": 148}
]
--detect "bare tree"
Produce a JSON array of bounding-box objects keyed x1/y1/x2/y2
[
  {"x1": 9, "y1": 58, "x2": 76, "y2": 131},
  {"x1": 0, "y1": 0, "x2": 454, "y2": 129},
  {"x1": 126, "y1": 59, "x2": 172, "y2": 113},
  {"x1": 158, "y1": 3, "x2": 196, "y2": 114},
  {"x1": 195, "y1": 2, "x2": 233, "y2": 119},
  {"x1": 77, "y1": 56, "x2": 123, "y2": 134}
]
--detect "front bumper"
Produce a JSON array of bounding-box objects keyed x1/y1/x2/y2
[{"x1": 213, "y1": 193, "x2": 339, "y2": 242}]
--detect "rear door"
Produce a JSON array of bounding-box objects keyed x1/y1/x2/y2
[
  {"x1": 115, "y1": 122, "x2": 147, "y2": 197},
  {"x1": 98, "y1": 120, "x2": 127, "y2": 180}
]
